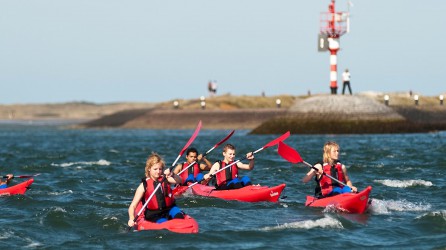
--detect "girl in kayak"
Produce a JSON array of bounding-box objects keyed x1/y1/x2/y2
[
  {"x1": 0, "y1": 174, "x2": 14, "y2": 189},
  {"x1": 302, "y1": 141, "x2": 357, "y2": 197},
  {"x1": 203, "y1": 144, "x2": 254, "y2": 190},
  {"x1": 173, "y1": 147, "x2": 212, "y2": 185},
  {"x1": 127, "y1": 153, "x2": 185, "y2": 227}
]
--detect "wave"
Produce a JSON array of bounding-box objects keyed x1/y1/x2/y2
[
  {"x1": 369, "y1": 198, "x2": 431, "y2": 214},
  {"x1": 51, "y1": 159, "x2": 111, "y2": 167},
  {"x1": 374, "y1": 179, "x2": 433, "y2": 188},
  {"x1": 0, "y1": 231, "x2": 42, "y2": 248},
  {"x1": 0, "y1": 231, "x2": 13, "y2": 240},
  {"x1": 415, "y1": 210, "x2": 446, "y2": 221},
  {"x1": 261, "y1": 216, "x2": 343, "y2": 231},
  {"x1": 48, "y1": 190, "x2": 73, "y2": 196}
]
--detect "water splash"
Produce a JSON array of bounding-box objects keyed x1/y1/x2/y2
[
  {"x1": 261, "y1": 216, "x2": 343, "y2": 231},
  {"x1": 415, "y1": 210, "x2": 446, "y2": 221},
  {"x1": 51, "y1": 159, "x2": 111, "y2": 167},
  {"x1": 374, "y1": 179, "x2": 433, "y2": 188},
  {"x1": 369, "y1": 198, "x2": 431, "y2": 214}
]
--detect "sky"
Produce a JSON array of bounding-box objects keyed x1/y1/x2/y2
[{"x1": 0, "y1": 0, "x2": 445, "y2": 104}]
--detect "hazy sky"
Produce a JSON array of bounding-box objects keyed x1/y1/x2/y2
[{"x1": 0, "y1": 0, "x2": 444, "y2": 104}]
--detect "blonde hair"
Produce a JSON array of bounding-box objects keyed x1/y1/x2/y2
[
  {"x1": 145, "y1": 153, "x2": 165, "y2": 177},
  {"x1": 323, "y1": 141, "x2": 340, "y2": 165}
]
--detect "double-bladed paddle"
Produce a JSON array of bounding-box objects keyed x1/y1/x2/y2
[
  {"x1": 177, "y1": 130, "x2": 235, "y2": 176},
  {"x1": 277, "y1": 141, "x2": 347, "y2": 186},
  {"x1": 128, "y1": 120, "x2": 202, "y2": 232},
  {"x1": 2, "y1": 173, "x2": 41, "y2": 179},
  {"x1": 189, "y1": 131, "x2": 291, "y2": 188}
]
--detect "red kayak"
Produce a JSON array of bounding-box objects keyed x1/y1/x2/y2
[
  {"x1": 305, "y1": 186, "x2": 372, "y2": 214},
  {"x1": 174, "y1": 183, "x2": 286, "y2": 202},
  {"x1": 0, "y1": 179, "x2": 34, "y2": 196},
  {"x1": 132, "y1": 202, "x2": 199, "y2": 234}
]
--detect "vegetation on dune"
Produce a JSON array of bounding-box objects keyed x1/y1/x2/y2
[{"x1": 156, "y1": 94, "x2": 298, "y2": 110}]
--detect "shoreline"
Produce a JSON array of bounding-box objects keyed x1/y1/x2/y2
[{"x1": 1, "y1": 93, "x2": 445, "y2": 133}]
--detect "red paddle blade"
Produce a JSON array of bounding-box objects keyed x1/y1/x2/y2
[
  {"x1": 263, "y1": 131, "x2": 290, "y2": 150},
  {"x1": 278, "y1": 141, "x2": 303, "y2": 164},
  {"x1": 179, "y1": 120, "x2": 202, "y2": 156},
  {"x1": 215, "y1": 130, "x2": 235, "y2": 147},
  {"x1": 171, "y1": 120, "x2": 202, "y2": 168},
  {"x1": 204, "y1": 130, "x2": 235, "y2": 156}
]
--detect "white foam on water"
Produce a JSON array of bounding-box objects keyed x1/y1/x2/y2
[
  {"x1": 374, "y1": 179, "x2": 433, "y2": 188},
  {"x1": 51, "y1": 159, "x2": 111, "y2": 167},
  {"x1": 51, "y1": 206, "x2": 67, "y2": 213},
  {"x1": 322, "y1": 204, "x2": 349, "y2": 213},
  {"x1": 24, "y1": 241, "x2": 42, "y2": 248},
  {"x1": 0, "y1": 231, "x2": 41, "y2": 247},
  {"x1": 369, "y1": 198, "x2": 431, "y2": 214},
  {"x1": 415, "y1": 210, "x2": 446, "y2": 220},
  {"x1": 103, "y1": 216, "x2": 119, "y2": 221},
  {"x1": 48, "y1": 190, "x2": 73, "y2": 196},
  {"x1": 261, "y1": 216, "x2": 343, "y2": 231},
  {"x1": 0, "y1": 231, "x2": 13, "y2": 240}
]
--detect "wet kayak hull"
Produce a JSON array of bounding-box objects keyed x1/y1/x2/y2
[
  {"x1": 175, "y1": 183, "x2": 286, "y2": 202},
  {"x1": 133, "y1": 202, "x2": 199, "y2": 234},
  {"x1": 305, "y1": 186, "x2": 372, "y2": 214}
]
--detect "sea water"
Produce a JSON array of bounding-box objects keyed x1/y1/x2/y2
[{"x1": 0, "y1": 123, "x2": 445, "y2": 249}]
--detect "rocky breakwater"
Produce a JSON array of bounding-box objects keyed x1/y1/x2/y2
[
  {"x1": 82, "y1": 108, "x2": 288, "y2": 130},
  {"x1": 251, "y1": 94, "x2": 446, "y2": 134}
]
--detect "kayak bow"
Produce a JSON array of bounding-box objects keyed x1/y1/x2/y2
[{"x1": 0, "y1": 178, "x2": 34, "y2": 196}]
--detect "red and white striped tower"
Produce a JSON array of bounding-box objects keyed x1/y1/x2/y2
[{"x1": 319, "y1": 0, "x2": 350, "y2": 94}]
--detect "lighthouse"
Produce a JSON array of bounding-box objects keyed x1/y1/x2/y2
[{"x1": 318, "y1": 0, "x2": 350, "y2": 94}]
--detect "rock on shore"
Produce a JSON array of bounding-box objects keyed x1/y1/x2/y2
[
  {"x1": 252, "y1": 94, "x2": 446, "y2": 134},
  {"x1": 288, "y1": 95, "x2": 404, "y2": 120}
]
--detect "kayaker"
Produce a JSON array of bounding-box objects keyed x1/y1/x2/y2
[
  {"x1": 173, "y1": 147, "x2": 212, "y2": 185},
  {"x1": 0, "y1": 174, "x2": 14, "y2": 189},
  {"x1": 127, "y1": 153, "x2": 185, "y2": 227},
  {"x1": 203, "y1": 144, "x2": 254, "y2": 190},
  {"x1": 302, "y1": 141, "x2": 357, "y2": 197}
]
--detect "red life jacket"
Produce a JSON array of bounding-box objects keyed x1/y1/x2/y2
[
  {"x1": 141, "y1": 177, "x2": 175, "y2": 211},
  {"x1": 319, "y1": 162, "x2": 346, "y2": 196},
  {"x1": 216, "y1": 160, "x2": 238, "y2": 186},
  {"x1": 179, "y1": 162, "x2": 201, "y2": 184}
]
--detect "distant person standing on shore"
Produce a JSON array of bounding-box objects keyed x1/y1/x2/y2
[
  {"x1": 211, "y1": 81, "x2": 217, "y2": 96},
  {"x1": 342, "y1": 69, "x2": 352, "y2": 95},
  {"x1": 208, "y1": 81, "x2": 213, "y2": 97},
  {"x1": 208, "y1": 80, "x2": 218, "y2": 97}
]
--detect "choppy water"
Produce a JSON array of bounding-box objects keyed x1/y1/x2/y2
[{"x1": 1, "y1": 122, "x2": 445, "y2": 249}]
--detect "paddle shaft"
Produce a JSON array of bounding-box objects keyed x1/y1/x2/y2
[
  {"x1": 301, "y1": 160, "x2": 348, "y2": 187},
  {"x1": 277, "y1": 141, "x2": 349, "y2": 187},
  {"x1": 189, "y1": 131, "x2": 290, "y2": 189},
  {"x1": 210, "y1": 143, "x2": 268, "y2": 176},
  {"x1": 2, "y1": 174, "x2": 40, "y2": 179},
  {"x1": 177, "y1": 130, "x2": 235, "y2": 176}
]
